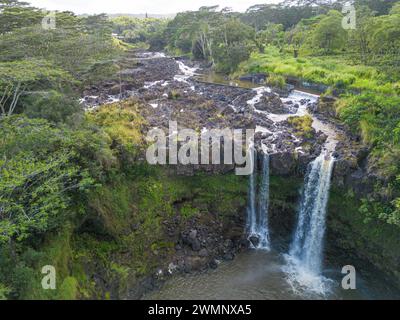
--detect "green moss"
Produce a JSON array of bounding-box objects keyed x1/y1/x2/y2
[
  {"x1": 270, "y1": 175, "x2": 303, "y2": 211},
  {"x1": 180, "y1": 204, "x2": 200, "y2": 219},
  {"x1": 58, "y1": 277, "x2": 78, "y2": 300},
  {"x1": 81, "y1": 166, "x2": 247, "y2": 285},
  {"x1": 86, "y1": 99, "x2": 146, "y2": 156},
  {"x1": 0, "y1": 284, "x2": 10, "y2": 300},
  {"x1": 2, "y1": 163, "x2": 248, "y2": 300},
  {"x1": 168, "y1": 90, "x2": 181, "y2": 100},
  {"x1": 267, "y1": 73, "x2": 286, "y2": 89}
]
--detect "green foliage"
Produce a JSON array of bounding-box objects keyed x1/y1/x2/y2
[
  {"x1": 0, "y1": 6, "x2": 122, "y2": 120},
  {"x1": 0, "y1": 1, "x2": 44, "y2": 34},
  {"x1": 112, "y1": 16, "x2": 168, "y2": 48},
  {"x1": 180, "y1": 204, "x2": 200, "y2": 219},
  {"x1": 0, "y1": 59, "x2": 73, "y2": 116},
  {"x1": 214, "y1": 41, "x2": 253, "y2": 74},
  {"x1": 0, "y1": 25, "x2": 120, "y2": 79},
  {"x1": 337, "y1": 93, "x2": 400, "y2": 146},
  {"x1": 242, "y1": 3, "x2": 317, "y2": 30},
  {"x1": 329, "y1": 187, "x2": 400, "y2": 281},
  {"x1": 86, "y1": 100, "x2": 146, "y2": 160},
  {"x1": 267, "y1": 73, "x2": 286, "y2": 89},
  {"x1": 164, "y1": 10, "x2": 254, "y2": 73},
  {"x1": 0, "y1": 283, "x2": 10, "y2": 300},
  {"x1": 23, "y1": 90, "x2": 81, "y2": 124},
  {"x1": 337, "y1": 93, "x2": 400, "y2": 226},
  {"x1": 212, "y1": 18, "x2": 255, "y2": 73},
  {"x1": 0, "y1": 224, "x2": 75, "y2": 300},
  {"x1": 287, "y1": 115, "x2": 314, "y2": 139},
  {"x1": 312, "y1": 10, "x2": 347, "y2": 54},
  {"x1": 58, "y1": 277, "x2": 79, "y2": 300},
  {"x1": 254, "y1": 23, "x2": 285, "y2": 53},
  {"x1": 238, "y1": 46, "x2": 397, "y2": 94}
]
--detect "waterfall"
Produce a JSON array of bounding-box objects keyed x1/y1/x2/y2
[
  {"x1": 285, "y1": 152, "x2": 335, "y2": 294},
  {"x1": 247, "y1": 153, "x2": 257, "y2": 236},
  {"x1": 257, "y1": 153, "x2": 271, "y2": 249},
  {"x1": 247, "y1": 152, "x2": 271, "y2": 250}
]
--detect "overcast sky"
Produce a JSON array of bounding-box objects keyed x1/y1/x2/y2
[{"x1": 28, "y1": 0, "x2": 281, "y2": 15}]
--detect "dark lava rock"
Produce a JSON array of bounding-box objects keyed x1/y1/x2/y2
[
  {"x1": 209, "y1": 259, "x2": 219, "y2": 269},
  {"x1": 223, "y1": 253, "x2": 235, "y2": 261},
  {"x1": 199, "y1": 248, "x2": 209, "y2": 257},
  {"x1": 239, "y1": 73, "x2": 267, "y2": 84},
  {"x1": 255, "y1": 93, "x2": 289, "y2": 114},
  {"x1": 270, "y1": 152, "x2": 297, "y2": 176},
  {"x1": 249, "y1": 236, "x2": 260, "y2": 248},
  {"x1": 184, "y1": 256, "x2": 206, "y2": 273},
  {"x1": 182, "y1": 230, "x2": 202, "y2": 251}
]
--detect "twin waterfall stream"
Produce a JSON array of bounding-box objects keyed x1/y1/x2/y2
[
  {"x1": 286, "y1": 153, "x2": 335, "y2": 294},
  {"x1": 246, "y1": 89, "x2": 337, "y2": 295},
  {"x1": 247, "y1": 153, "x2": 271, "y2": 251}
]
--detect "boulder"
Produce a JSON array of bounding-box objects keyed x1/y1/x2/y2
[
  {"x1": 199, "y1": 249, "x2": 209, "y2": 257},
  {"x1": 255, "y1": 93, "x2": 287, "y2": 113},
  {"x1": 249, "y1": 236, "x2": 260, "y2": 248},
  {"x1": 184, "y1": 256, "x2": 206, "y2": 273}
]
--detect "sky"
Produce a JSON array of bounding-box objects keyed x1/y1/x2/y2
[{"x1": 28, "y1": 0, "x2": 281, "y2": 15}]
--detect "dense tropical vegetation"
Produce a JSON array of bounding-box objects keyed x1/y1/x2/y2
[{"x1": 0, "y1": 0, "x2": 400, "y2": 299}]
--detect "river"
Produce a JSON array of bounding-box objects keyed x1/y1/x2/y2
[{"x1": 144, "y1": 249, "x2": 400, "y2": 300}]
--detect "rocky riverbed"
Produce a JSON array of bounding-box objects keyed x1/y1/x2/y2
[
  {"x1": 81, "y1": 50, "x2": 349, "y2": 176},
  {"x1": 80, "y1": 50, "x2": 400, "y2": 298}
]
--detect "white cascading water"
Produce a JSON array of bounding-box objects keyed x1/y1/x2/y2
[
  {"x1": 174, "y1": 61, "x2": 198, "y2": 83},
  {"x1": 247, "y1": 153, "x2": 257, "y2": 235},
  {"x1": 247, "y1": 152, "x2": 271, "y2": 250},
  {"x1": 285, "y1": 151, "x2": 335, "y2": 295},
  {"x1": 257, "y1": 153, "x2": 271, "y2": 249}
]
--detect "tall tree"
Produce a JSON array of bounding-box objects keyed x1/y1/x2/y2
[{"x1": 313, "y1": 10, "x2": 347, "y2": 54}]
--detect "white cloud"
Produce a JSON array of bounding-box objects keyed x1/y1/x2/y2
[{"x1": 28, "y1": 0, "x2": 280, "y2": 15}]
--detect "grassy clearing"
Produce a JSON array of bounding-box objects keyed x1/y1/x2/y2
[{"x1": 237, "y1": 46, "x2": 399, "y2": 95}]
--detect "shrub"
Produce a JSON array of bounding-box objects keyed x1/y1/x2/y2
[
  {"x1": 267, "y1": 73, "x2": 286, "y2": 89},
  {"x1": 287, "y1": 115, "x2": 314, "y2": 139}
]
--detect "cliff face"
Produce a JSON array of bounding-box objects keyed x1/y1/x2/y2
[
  {"x1": 36, "y1": 152, "x2": 398, "y2": 299},
  {"x1": 266, "y1": 97, "x2": 400, "y2": 285},
  {"x1": 75, "y1": 52, "x2": 400, "y2": 297},
  {"x1": 71, "y1": 169, "x2": 250, "y2": 299},
  {"x1": 326, "y1": 187, "x2": 400, "y2": 285}
]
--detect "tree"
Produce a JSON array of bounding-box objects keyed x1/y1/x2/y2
[
  {"x1": 254, "y1": 23, "x2": 285, "y2": 53},
  {"x1": 0, "y1": 116, "x2": 95, "y2": 243},
  {"x1": 112, "y1": 16, "x2": 167, "y2": 45},
  {"x1": 84, "y1": 14, "x2": 112, "y2": 36},
  {"x1": 368, "y1": 8, "x2": 400, "y2": 60},
  {"x1": 0, "y1": 0, "x2": 43, "y2": 34},
  {"x1": 285, "y1": 23, "x2": 310, "y2": 57},
  {"x1": 0, "y1": 60, "x2": 72, "y2": 116},
  {"x1": 243, "y1": 3, "x2": 317, "y2": 30},
  {"x1": 212, "y1": 18, "x2": 255, "y2": 73}
]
